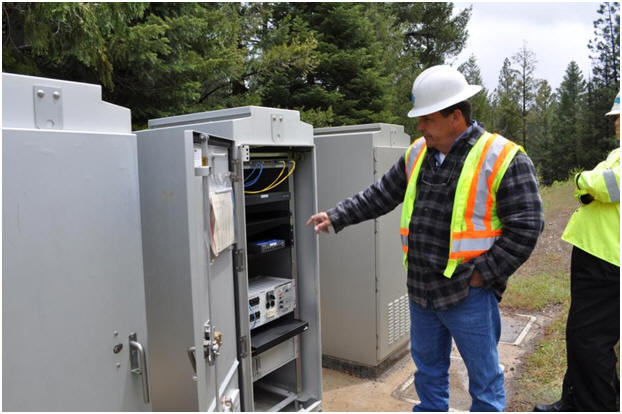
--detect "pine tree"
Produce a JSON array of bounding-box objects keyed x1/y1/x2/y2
[
  {"x1": 458, "y1": 55, "x2": 492, "y2": 127},
  {"x1": 492, "y1": 58, "x2": 521, "y2": 141},
  {"x1": 584, "y1": 2, "x2": 620, "y2": 160},
  {"x1": 2, "y1": 2, "x2": 474, "y2": 130},
  {"x1": 588, "y1": 2, "x2": 620, "y2": 88},
  {"x1": 255, "y1": 3, "x2": 398, "y2": 126},
  {"x1": 545, "y1": 61, "x2": 586, "y2": 185},
  {"x1": 511, "y1": 42, "x2": 538, "y2": 149},
  {"x1": 392, "y1": 3, "x2": 471, "y2": 69},
  {"x1": 527, "y1": 80, "x2": 557, "y2": 180},
  {"x1": 390, "y1": 3, "x2": 471, "y2": 133},
  {"x1": 2, "y1": 3, "x2": 248, "y2": 128}
]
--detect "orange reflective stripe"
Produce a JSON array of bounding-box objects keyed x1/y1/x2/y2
[
  {"x1": 483, "y1": 141, "x2": 515, "y2": 230},
  {"x1": 408, "y1": 142, "x2": 427, "y2": 185},
  {"x1": 465, "y1": 134, "x2": 496, "y2": 231},
  {"x1": 449, "y1": 249, "x2": 487, "y2": 261},
  {"x1": 400, "y1": 227, "x2": 409, "y2": 236},
  {"x1": 402, "y1": 245, "x2": 409, "y2": 253},
  {"x1": 451, "y1": 229, "x2": 502, "y2": 239}
]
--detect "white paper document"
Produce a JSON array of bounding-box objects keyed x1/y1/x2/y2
[{"x1": 209, "y1": 190, "x2": 235, "y2": 255}]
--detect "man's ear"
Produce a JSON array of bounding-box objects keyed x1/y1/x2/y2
[{"x1": 452, "y1": 109, "x2": 462, "y2": 123}]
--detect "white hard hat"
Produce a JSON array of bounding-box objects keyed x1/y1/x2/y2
[
  {"x1": 407, "y1": 65, "x2": 482, "y2": 118},
  {"x1": 606, "y1": 92, "x2": 620, "y2": 116}
]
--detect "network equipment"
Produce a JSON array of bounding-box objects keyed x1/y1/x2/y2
[
  {"x1": 248, "y1": 276, "x2": 296, "y2": 329},
  {"x1": 248, "y1": 239, "x2": 286, "y2": 254}
]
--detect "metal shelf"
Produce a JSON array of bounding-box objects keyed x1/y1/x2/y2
[
  {"x1": 245, "y1": 191, "x2": 290, "y2": 206},
  {"x1": 251, "y1": 318, "x2": 308, "y2": 356}
]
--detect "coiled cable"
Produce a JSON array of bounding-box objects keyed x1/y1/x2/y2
[{"x1": 244, "y1": 160, "x2": 296, "y2": 194}]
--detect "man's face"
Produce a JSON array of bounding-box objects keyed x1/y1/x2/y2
[{"x1": 416, "y1": 111, "x2": 455, "y2": 152}]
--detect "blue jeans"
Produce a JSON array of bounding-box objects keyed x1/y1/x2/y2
[{"x1": 409, "y1": 287, "x2": 505, "y2": 412}]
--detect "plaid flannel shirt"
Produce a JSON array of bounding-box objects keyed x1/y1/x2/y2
[{"x1": 327, "y1": 123, "x2": 544, "y2": 310}]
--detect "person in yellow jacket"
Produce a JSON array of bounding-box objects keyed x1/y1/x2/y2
[{"x1": 535, "y1": 92, "x2": 620, "y2": 412}]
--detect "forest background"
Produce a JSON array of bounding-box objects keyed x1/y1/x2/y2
[{"x1": 2, "y1": 2, "x2": 620, "y2": 185}]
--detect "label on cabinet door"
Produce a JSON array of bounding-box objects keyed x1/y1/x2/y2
[{"x1": 209, "y1": 190, "x2": 235, "y2": 255}]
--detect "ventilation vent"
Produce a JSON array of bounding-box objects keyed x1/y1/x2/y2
[{"x1": 387, "y1": 295, "x2": 409, "y2": 345}]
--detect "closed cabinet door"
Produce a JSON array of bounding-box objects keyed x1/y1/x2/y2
[
  {"x1": 2, "y1": 129, "x2": 151, "y2": 411},
  {"x1": 373, "y1": 146, "x2": 410, "y2": 361}
]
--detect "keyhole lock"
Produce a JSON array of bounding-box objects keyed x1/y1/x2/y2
[{"x1": 113, "y1": 343, "x2": 123, "y2": 354}]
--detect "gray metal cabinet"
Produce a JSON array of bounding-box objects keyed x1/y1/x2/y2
[
  {"x1": 314, "y1": 123, "x2": 411, "y2": 377},
  {"x1": 138, "y1": 106, "x2": 322, "y2": 411},
  {"x1": 2, "y1": 73, "x2": 151, "y2": 410}
]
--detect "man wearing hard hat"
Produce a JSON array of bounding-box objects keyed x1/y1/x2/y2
[
  {"x1": 534, "y1": 93, "x2": 620, "y2": 412},
  {"x1": 307, "y1": 65, "x2": 544, "y2": 411}
]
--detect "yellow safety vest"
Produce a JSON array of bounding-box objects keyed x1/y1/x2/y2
[
  {"x1": 562, "y1": 148, "x2": 620, "y2": 266},
  {"x1": 400, "y1": 131, "x2": 524, "y2": 277}
]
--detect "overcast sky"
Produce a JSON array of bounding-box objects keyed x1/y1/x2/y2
[{"x1": 451, "y1": 2, "x2": 602, "y2": 92}]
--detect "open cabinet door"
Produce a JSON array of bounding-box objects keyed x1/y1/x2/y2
[
  {"x1": 189, "y1": 132, "x2": 242, "y2": 411},
  {"x1": 136, "y1": 128, "x2": 243, "y2": 411}
]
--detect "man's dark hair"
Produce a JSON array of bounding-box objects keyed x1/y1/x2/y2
[{"x1": 439, "y1": 101, "x2": 472, "y2": 125}]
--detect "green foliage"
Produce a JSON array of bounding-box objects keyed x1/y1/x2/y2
[
  {"x1": 3, "y1": 2, "x2": 249, "y2": 128},
  {"x1": 393, "y1": 3, "x2": 471, "y2": 68},
  {"x1": 458, "y1": 55, "x2": 493, "y2": 127},
  {"x1": 300, "y1": 106, "x2": 337, "y2": 128},
  {"x1": 2, "y1": 2, "x2": 471, "y2": 130},
  {"x1": 492, "y1": 57, "x2": 522, "y2": 140},
  {"x1": 511, "y1": 42, "x2": 538, "y2": 148},
  {"x1": 540, "y1": 61, "x2": 587, "y2": 185},
  {"x1": 527, "y1": 80, "x2": 557, "y2": 174},
  {"x1": 510, "y1": 306, "x2": 569, "y2": 411},
  {"x1": 589, "y1": 2, "x2": 620, "y2": 87},
  {"x1": 489, "y1": 1, "x2": 619, "y2": 187},
  {"x1": 5, "y1": 0, "x2": 614, "y2": 181},
  {"x1": 391, "y1": 3, "x2": 471, "y2": 133},
  {"x1": 502, "y1": 271, "x2": 570, "y2": 311},
  {"x1": 258, "y1": 3, "x2": 396, "y2": 125},
  {"x1": 584, "y1": 2, "x2": 620, "y2": 158},
  {"x1": 2, "y1": 3, "x2": 148, "y2": 88}
]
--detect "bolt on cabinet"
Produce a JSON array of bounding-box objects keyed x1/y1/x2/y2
[
  {"x1": 314, "y1": 124, "x2": 411, "y2": 377},
  {"x1": 136, "y1": 106, "x2": 322, "y2": 411},
  {"x1": 2, "y1": 73, "x2": 151, "y2": 410}
]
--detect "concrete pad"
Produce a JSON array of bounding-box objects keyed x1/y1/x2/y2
[
  {"x1": 393, "y1": 355, "x2": 472, "y2": 411},
  {"x1": 322, "y1": 355, "x2": 414, "y2": 412},
  {"x1": 321, "y1": 310, "x2": 541, "y2": 411},
  {"x1": 500, "y1": 311, "x2": 536, "y2": 345}
]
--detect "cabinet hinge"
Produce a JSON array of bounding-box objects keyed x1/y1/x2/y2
[
  {"x1": 231, "y1": 162, "x2": 243, "y2": 182},
  {"x1": 238, "y1": 335, "x2": 249, "y2": 359},
  {"x1": 234, "y1": 248, "x2": 245, "y2": 272}
]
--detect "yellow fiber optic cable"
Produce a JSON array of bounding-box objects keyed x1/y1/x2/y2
[{"x1": 244, "y1": 160, "x2": 296, "y2": 194}]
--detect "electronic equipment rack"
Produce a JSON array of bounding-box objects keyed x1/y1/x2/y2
[{"x1": 136, "y1": 106, "x2": 322, "y2": 412}]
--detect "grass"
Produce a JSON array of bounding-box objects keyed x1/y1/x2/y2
[
  {"x1": 504, "y1": 179, "x2": 575, "y2": 410},
  {"x1": 501, "y1": 180, "x2": 574, "y2": 312},
  {"x1": 539, "y1": 179, "x2": 577, "y2": 212},
  {"x1": 509, "y1": 292, "x2": 620, "y2": 412},
  {"x1": 505, "y1": 178, "x2": 619, "y2": 410},
  {"x1": 502, "y1": 271, "x2": 570, "y2": 311},
  {"x1": 509, "y1": 306, "x2": 569, "y2": 411}
]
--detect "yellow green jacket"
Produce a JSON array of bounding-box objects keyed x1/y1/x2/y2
[{"x1": 562, "y1": 148, "x2": 620, "y2": 266}]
